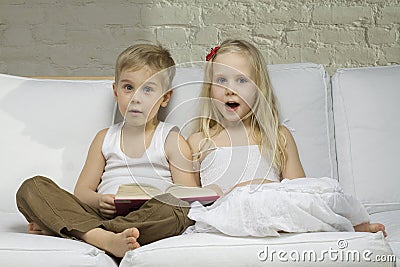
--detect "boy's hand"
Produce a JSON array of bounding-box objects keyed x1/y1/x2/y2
[{"x1": 98, "y1": 194, "x2": 116, "y2": 219}]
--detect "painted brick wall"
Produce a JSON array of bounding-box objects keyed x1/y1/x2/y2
[{"x1": 0, "y1": 0, "x2": 399, "y2": 76}]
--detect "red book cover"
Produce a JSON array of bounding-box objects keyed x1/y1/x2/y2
[{"x1": 114, "y1": 184, "x2": 219, "y2": 216}]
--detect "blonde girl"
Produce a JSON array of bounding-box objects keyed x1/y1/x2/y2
[{"x1": 186, "y1": 39, "x2": 386, "y2": 237}]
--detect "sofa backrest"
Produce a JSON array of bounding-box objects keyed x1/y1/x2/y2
[
  {"x1": 157, "y1": 63, "x2": 337, "y2": 180},
  {"x1": 0, "y1": 74, "x2": 115, "y2": 212},
  {"x1": 1, "y1": 62, "x2": 336, "y2": 213},
  {"x1": 332, "y1": 65, "x2": 400, "y2": 214}
]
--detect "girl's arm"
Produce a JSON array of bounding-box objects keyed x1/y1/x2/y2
[
  {"x1": 187, "y1": 132, "x2": 223, "y2": 195},
  {"x1": 280, "y1": 126, "x2": 305, "y2": 179},
  {"x1": 74, "y1": 129, "x2": 115, "y2": 218},
  {"x1": 165, "y1": 131, "x2": 200, "y2": 187}
]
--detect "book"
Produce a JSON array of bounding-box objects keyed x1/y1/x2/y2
[{"x1": 114, "y1": 183, "x2": 220, "y2": 216}]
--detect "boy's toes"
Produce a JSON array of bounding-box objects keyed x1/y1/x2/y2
[
  {"x1": 131, "y1": 227, "x2": 140, "y2": 239},
  {"x1": 127, "y1": 241, "x2": 140, "y2": 250}
]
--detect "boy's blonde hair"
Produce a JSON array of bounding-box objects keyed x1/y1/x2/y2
[
  {"x1": 115, "y1": 43, "x2": 176, "y2": 89},
  {"x1": 199, "y1": 39, "x2": 287, "y2": 178}
]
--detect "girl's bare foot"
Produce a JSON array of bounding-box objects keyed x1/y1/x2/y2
[
  {"x1": 75, "y1": 227, "x2": 140, "y2": 258},
  {"x1": 354, "y1": 222, "x2": 387, "y2": 237},
  {"x1": 27, "y1": 222, "x2": 54, "y2": 236}
]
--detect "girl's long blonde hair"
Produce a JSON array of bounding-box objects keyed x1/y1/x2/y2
[{"x1": 198, "y1": 39, "x2": 287, "y2": 178}]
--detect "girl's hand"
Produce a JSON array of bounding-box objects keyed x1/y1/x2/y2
[
  {"x1": 225, "y1": 179, "x2": 275, "y2": 195},
  {"x1": 98, "y1": 194, "x2": 116, "y2": 219},
  {"x1": 203, "y1": 184, "x2": 223, "y2": 196}
]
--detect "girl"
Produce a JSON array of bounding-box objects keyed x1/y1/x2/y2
[
  {"x1": 186, "y1": 39, "x2": 386, "y2": 237},
  {"x1": 16, "y1": 44, "x2": 197, "y2": 258}
]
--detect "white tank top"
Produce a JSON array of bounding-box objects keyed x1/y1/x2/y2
[
  {"x1": 97, "y1": 121, "x2": 178, "y2": 194},
  {"x1": 200, "y1": 145, "x2": 280, "y2": 194}
]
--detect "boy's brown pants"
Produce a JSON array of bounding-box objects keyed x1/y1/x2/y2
[{"x1": 16, "y1": 176, "x2": 194, "y2": 245}]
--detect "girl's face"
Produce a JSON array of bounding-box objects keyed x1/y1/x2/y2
[
  {"x1": 211, "y1": 52, "x2": 258, "y2": 124},
  {"x1": 113, "y1": 66, "x2": 171, "y2": 127}
]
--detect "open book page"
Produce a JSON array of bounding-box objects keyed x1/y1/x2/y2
[
  {"x1": 165, "y1": 185, "x2": 219, "y2": 201},
  {"x1": 114, "y1": 183, "x2": 219, "y2": 216},
  {"x1": 115, "y1": 184, "x2": 162, "y2": 199}
]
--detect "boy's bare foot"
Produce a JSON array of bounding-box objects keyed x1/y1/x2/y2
[
  {"x1": 75, "y1": 227, "x2": 140, "y2": 258},
  {"x1": 354, "y1": 222, "x2": 387, "y2": 237},
  {"x1": 27, "y1": 222, "x2": 54, "y2": 236}
]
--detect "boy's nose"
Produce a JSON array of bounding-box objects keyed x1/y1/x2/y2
[{"x1": 130, "y1": 91, "x2": 142, "y2": 103}]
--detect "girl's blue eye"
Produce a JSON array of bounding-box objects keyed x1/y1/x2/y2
[
  {"x1": 216, "y1": 77, "x2": 226, "y2": 84},
  {"x1": 238, "y1": 77, "x2": 248, "y2": 84},
  {"x1": 143, "y1": 86, "x2": 152, "y2": 93}
]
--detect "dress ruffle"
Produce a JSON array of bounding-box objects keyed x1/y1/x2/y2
[{"x1": 186, "y1": 177, "x2": 369, "y2": 237}]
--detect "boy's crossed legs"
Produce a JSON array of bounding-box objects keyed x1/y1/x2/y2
[{"x1": 16, "y1": 176, "x2": 193, "y2": 258}]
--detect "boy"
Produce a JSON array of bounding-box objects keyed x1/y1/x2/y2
[{"x1": 16, "y1": 44, "x2": 198, "y2": 258}]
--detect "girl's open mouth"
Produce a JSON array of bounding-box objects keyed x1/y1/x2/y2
[{"x1": 225, "y1": 101, "x2": 240, "y2": 111}]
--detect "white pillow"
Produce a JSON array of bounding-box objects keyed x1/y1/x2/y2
[
  {"x1": 158, "y1": 67, "x2": 204, "y2": 138},
  {"x1": 121, "y1": 232, "x2": 393, "y2": 267},
  {"x1": 332, "y1": 65, "x2": 400, "y2": 214},
  {"x1": 268, "y1": 63, "x2": 336, "y2": 179},
  {"x1": 159, "y1": 63, "x2": 336, "y2": 179},
  {"x1": 0, "y1": 74, "x2": 115, "y2": 212}
]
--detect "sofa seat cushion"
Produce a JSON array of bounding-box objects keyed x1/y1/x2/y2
[
  {"x1": 370, "y1": 210, "x2": 400, "y2": 263},
  {"x1": 121, "y1": 231, "x2": 394, "y2": 266},
  {"x1": 0, "y1": 212, "x2": 117, "y2": 267}
]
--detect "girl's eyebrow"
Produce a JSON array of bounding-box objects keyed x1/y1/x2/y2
[{"x1": 212, "y1": 72, "x2": 225, "y2": 77}]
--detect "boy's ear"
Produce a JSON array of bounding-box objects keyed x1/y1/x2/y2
[
  {"x1": 112, "y1": 83, "x2": 118, "y2": 100},
  {"x1": 161, "y1": 90, "x2": 173, "y2": 107}
]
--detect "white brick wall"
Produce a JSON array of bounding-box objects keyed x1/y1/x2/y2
[{"x1": 0, "y1": 0, "x2": 399, "y2": 76}]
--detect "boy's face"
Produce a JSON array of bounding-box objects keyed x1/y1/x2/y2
[{"x1": 113, "y1": 66, "x2": 171, "y2": 127}]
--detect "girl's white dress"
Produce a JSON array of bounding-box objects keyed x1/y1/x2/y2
[{"x1": 186, "y1": 145, "x2": 369, "y2": 237}]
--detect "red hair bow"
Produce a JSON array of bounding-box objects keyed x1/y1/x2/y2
[{"x1": 206, "y1": 46, "x2": 220, "y2": 61}]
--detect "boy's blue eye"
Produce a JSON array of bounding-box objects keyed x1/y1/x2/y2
[
  {"x1": 216, "y1": 77, "x2": 226, "y2": 84},
  {"x1": 143, "y1": 86, "x2": 152, "y2": 93}
]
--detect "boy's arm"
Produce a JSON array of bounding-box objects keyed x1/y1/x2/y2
[
  {"x1": 165, "y1": 131, "x2": 200, "y2": 187},
  {"x1": 280, "y1": 126, "x2": 306, "y2": 179},
  {"x1": 74, "y1": 129, "x2": 115, "y2": 218}
]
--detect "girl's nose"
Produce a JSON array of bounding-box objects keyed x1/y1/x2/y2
[{"x1": 224, "y1": 87, "x2": 236, "y2": 96}]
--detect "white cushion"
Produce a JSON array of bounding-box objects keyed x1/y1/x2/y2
[
  {"x1": 158, "y1": 67, "x2": 205, "y2": 138},
  {"x1": 0, "y1": 233, "x2": 117, "y2": 267},
  {"x1": 0, "y1": 74, "x2": 115, "y2": 213},
  {"x1": 332, "y1": 65, "x2": 400, "y2": 213},
  {"x1": 0, "y1": 235, "x2": 117, "y2": 267},
  {"x1": 268, "y1": 63, "x2": 336, "y2": 179},
  {"x1": 370, "y1": 210, "x2": 400, "y2": 263},
  {"x1": 121, "y1": 232, "x2": 394, "y2": 266},
  {"x1": 0, "y1": 212, "x2": 117, "y2": 267},
  {"x1": 159, "y1": 63, "x2": 336, "y2": 179}
]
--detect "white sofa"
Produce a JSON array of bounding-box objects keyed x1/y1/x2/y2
[{"x1": 0, "y1": 63, "x2": 398, "y2": 266}]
